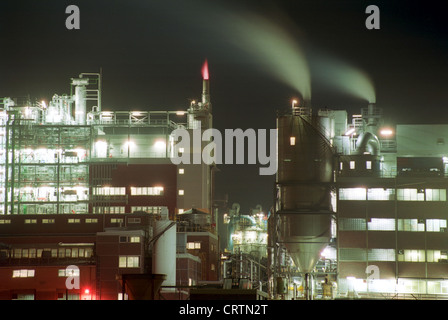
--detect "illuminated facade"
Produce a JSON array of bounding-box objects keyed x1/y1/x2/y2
[
  {"x1": 272, "y1": 102, "x2": 448, "y2": 299},
  {"x1": 0, "y1": 67, "x2": 218, "y2": 299},
  {"x1": 0, "y1": 71, "x2": 213, "y2": 218},
  {"x1": 334, "y1": 104, "x2": 448, "y2": 298}
]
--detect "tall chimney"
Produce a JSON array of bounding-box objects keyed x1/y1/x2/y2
[{"x1": 201, "y1": 59, "x2": 210, "y2": 105}]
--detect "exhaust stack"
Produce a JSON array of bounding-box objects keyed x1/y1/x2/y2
[{"x1": 201, "y1": 59, "x2": 210, "y2": 105}]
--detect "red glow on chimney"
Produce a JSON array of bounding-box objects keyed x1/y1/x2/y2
[{"x1": 202, "y1": 60, "x2": 209, "y2": 80}]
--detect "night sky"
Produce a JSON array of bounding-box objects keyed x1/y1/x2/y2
[{"x1": 1, "y1": 0, "x2": 447, "y2": 213}]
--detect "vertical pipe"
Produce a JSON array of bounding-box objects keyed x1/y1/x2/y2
[
  {"x1": 4, "y1": 116, "x2": 9, "y2": 215},
  {"x1": 10, "y1": 118, "x2": 15, "y2": 215}
]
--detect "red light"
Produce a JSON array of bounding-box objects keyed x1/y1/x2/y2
[
  {"x1": 84, "y1": 289, "x2": 90, "y2": 294},
  {"x1": 201, "y1": 59, "x2": 209, "y2": 80}
]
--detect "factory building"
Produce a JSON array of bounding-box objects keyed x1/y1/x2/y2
[
  {"x1": 0, "y1": 64, "x2": 219, "y2": 300},
  {"x1": 272, "y1": 100, "x2": 448, "y2": 299}
]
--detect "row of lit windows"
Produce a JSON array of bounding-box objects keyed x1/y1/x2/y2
[
  {"x1": 12, "y1": 269, "x2": 35, "y2": 278},
  {"x1": 92, "y1": 187, "x2": 126, "y2": 196},
  {"x1": 339, "y1": 218, "x2": 447, "y2": 232},
  {"x1": 12, "y1": 268, "x2": 82, "y2": 279},
  {"x1": 187, "y1": 242, "x2": 201, "y2": 249},
  {"x1": 340, "y1": 248, "x2": 448, "y2": 262},
  {"x1": 0, "y1": 217, "x2": 141, "y2": 225},
  {"x1": 0, "y1": 218, "x2": 99, "y2": 225},
  {"x1": 339, "y1": 188, "x2": 447, "y2": 201},
  {"x1": 119, "y1": 236, "x2": 141, "y2": 243},
  {"x1": 340, "y1": 161, "x2": 373, "y2": 170},
  {"x1": 130, "y1": 187, "x2": 164, "y2": 196},
  {"x1": 131, "y1": 206, "x2": 163, "y2": 214},
  {"x1": 2, "y1": 247, "x2": 93, "y2": 259},
  {"x1": 92, "y1": 185, "x2": 170, "y2": 197},
  {"x1": 93, "y1": 206, "x2": 125, "y2": 214},
  {"x1": 119, "y1": 255, "x2": 140, "y2": 268}
]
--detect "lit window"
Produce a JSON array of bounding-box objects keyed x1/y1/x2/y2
[
  {"x1": 426, "y1": 189, "x2": 447, "y2": 201},
  {"x1": 12, "y1": 269, "x2": 35, "y2": 278},
  {"x1": 367, "y1": 218, "x2": 395, "y2": 231},
  {"x1": 398, "y1": 250, "x2": 425, "y2": 262},
  {"x1": 367, "y1": 249, "x2": 396, "y2": 261},
  {"x1": 179, "y1": 168, "x2": 184, "y2": 174},
  {"x1": 131, "y1": 187, "x2": 164, "y2": 196},
  {"x1": 187, "y1": 242, "x2": 201, "y2": 249},
  {"x1": 58, "y1": 268, "x2": 80, "y2": 277},
  {"x1": 178, "y1": 209, "x2": 184, "y2": 214},
  {"x1": 179, "y1": 189, "x2": 184, "y2": 196},
  {"x1": 398, "y1": 219, "x2": 425, "y2": 232},
  {"x1": 0, "y1": 219, "x2": 11, "y2": 224},
  {"x1": 118, "y1": 293, "x2": 129, "y2": 300},
  {"x1": 42, "y1": 219, "x2": 55, "y2": 224},
  {"x1": 111, "y1": 218, "x2": 124, "y2": 224},
  {"x1": 366, "y1": 161, "x2": 372, "y2": 170},
  {"x1": 24, "y1": 219, "x2": 37, "y2": 224},
  {"x1": 290, "y1": 137, "x2": 296, "y2": 146},
  {"x1": 339, "y1": 188, "x2": 366, "y2": 200},
  {"x1": 339, "y1": 162, "x2": 343, "y2": 170},
  {"x1": 68, "y1": 219, "x2": 80, "y2": 224},
  {"x1": 426, "y1": 219, "x2": 447, "y2": 232},
  {"x1": 94, "y1": 187, "x2": 125, "y2": 196},
  {"x1": 367, "y1": 188, "x2": 395, "y2": 200},
  {"x1": 350, "y1": 161, "x2": 355, "y2": 169},
  {"x1": 85, "y1": 219, "x2": 98, "y2": 223},
  {"x1": 397, "y1": 189, "x2": 424, "y2": 201},
  {"x1": 119, "y1": 256, "x2": 140, "y2": 268},
  {"x1": 427, "y1": 250, "x2": 448, "y2": 262}
]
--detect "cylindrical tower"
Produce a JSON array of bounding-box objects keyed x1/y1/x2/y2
[
  {"x1": 152, "y1": 208, "x2": 176, "y2": 292},
  {"x1": 275, "y1": 105, "x2": 335, "y2": 288}
]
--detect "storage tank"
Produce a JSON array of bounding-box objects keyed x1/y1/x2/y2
[
  {"x1": 276, "y1": 106, "x2": 334, "y2": 284},
  {"x1": 152, "y1": 208, "x2": 176, "y2": 292}
]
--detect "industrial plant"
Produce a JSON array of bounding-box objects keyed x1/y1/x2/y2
[{"x1": 1, "y1": 61, "x2": 448, "y2": 300}]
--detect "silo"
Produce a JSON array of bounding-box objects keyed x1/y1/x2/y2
[
  {"x1": 275, "y1": 106, "x2": 335, "y2": 298},
  {"x1": 152, "y1": 208, "x2": 176, "y2": 292}
]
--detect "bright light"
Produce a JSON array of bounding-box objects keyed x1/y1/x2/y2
[
  {"x1": 380, "y1": 128, "x2": 394, "y2": 136},
  {"x1": 290, "y1": 136, "x2": 296, "y2": 146},
  {"x1": 154, "y1": 140, "x2": 166, "y2": 150},
  {"x1": 124, "y1": 140, "x2": 135, "y2": 149},
  {"x1": 345, "y1": 128, "x2": 355, "y2": 136},
  {"x1": 131, "y1": 111, "x2": 142, "y2": 116},
  {"x1": 95, "y1": 140, "x2": 107, "y2": 157},
  {"x1": 291, "y1": 99, "x2": 298, "y2": 108},
  {"x1": 176, "y1": 111, "x2": 186, "y2": 116},
  {"x1": 41, "y1": 100, "x2": 47, "y2": 109},
  {"x1": 84, "y1": 289, "x2": 90, "y2": 294}
]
